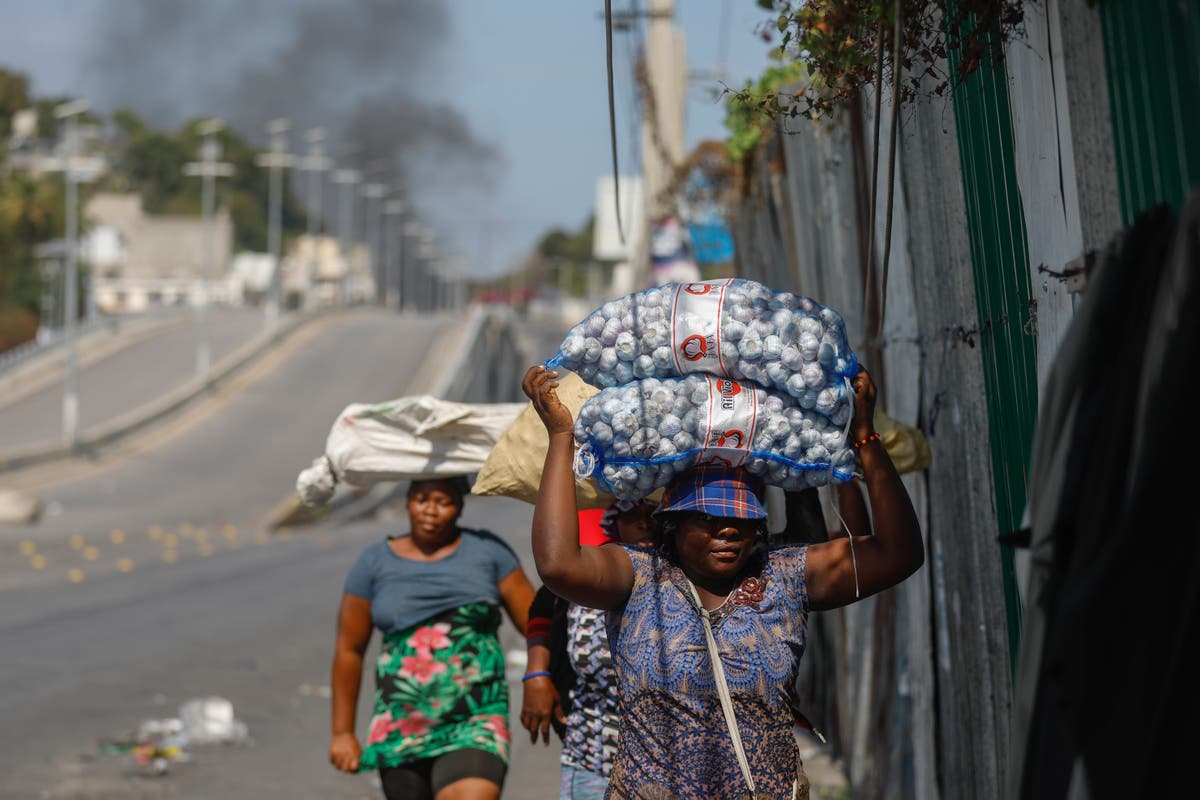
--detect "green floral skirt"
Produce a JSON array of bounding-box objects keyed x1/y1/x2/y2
[{"x1": 358, "y1": 601, "x2": 511, "y2": 771}]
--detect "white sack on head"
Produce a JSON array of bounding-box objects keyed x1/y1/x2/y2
[
  {"x1": 572, "y1": 375, "x2": 858, "y2": 502},
  {"x1": 296, "y1": 396, "x2": 525, "y2": 507},
  {"x1": 547, "y1": 278, "x2": 860, "y2": 419}
]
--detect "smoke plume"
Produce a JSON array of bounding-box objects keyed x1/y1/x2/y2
[{"x1": 82, "y1": 0, "x2": 501, "y2": 198}]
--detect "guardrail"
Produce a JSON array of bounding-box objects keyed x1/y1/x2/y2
[
  {"x1": 0, "y1": 308, "x2": 325, "y2": 475},
  {"x1": 0, "y1": 309, "x2": 188, "y2": 376}
]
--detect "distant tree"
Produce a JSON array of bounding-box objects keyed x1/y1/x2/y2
[
  {"x1": 0, "y1": 170, "x2": 64, "y2": 347},
  {"x1": 0, "y1": 67, "x2": 32, "y2": 140},
  {"x1": 105, "y1": 109, "x2": 307, "y2": 252}
]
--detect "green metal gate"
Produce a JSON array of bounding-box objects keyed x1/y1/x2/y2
[
  {"x1": 1100, "y1": 0, "x2": 1200, "y2": 223},
  {"x1": 948, "y1": 28, "x2": 1039, "y2": 672}
]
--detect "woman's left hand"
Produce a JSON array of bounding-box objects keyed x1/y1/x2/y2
[{"x1": 520, "y1": 676, "x2": 566, "y2": 745}]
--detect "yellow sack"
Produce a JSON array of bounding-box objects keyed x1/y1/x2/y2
[
  {"x1": 874, "y1": 408, "x2": 932, "y2": 475},
  {"x1": 473, "y1": 373, "x2": 616, "y2": 509}
]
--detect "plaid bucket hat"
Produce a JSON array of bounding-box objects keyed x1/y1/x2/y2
[{"x1": 654, "y1": 467, "x2": 767, "y2": 520}]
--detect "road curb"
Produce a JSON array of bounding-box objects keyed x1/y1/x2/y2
[{"x1": 0, "y1": 309, "x2": 337, "y2": 476}]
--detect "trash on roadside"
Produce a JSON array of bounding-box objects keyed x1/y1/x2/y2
[
  {"x1": 98, "y1": 695, "x2": 249, "y2": 777},
  {"x1": 178, "y1": 696, "x2": 249, "y2": 745}
]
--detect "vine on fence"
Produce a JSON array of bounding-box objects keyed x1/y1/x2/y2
[{"x1": 725, "y1": 0, "x2": 1027, "y2": 151}]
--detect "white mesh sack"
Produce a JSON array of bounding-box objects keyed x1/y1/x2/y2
[
  {"x1": 572, "y1": 375, "x2": 857, "y2": 502},
  {"x1": 547, "y1": 278, "x2": 859, "y2": 419}
]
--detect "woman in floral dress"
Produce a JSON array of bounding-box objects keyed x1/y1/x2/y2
[
  {"x1": 522, "y1": 365, "x2": 923, "y2": 799},
  {"x1": 330, "y1": 476, "x2": 536, "y2": 800}
]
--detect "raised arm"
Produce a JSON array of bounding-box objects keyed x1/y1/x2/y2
[
  {"x1": 804, "y1": 369, "x2": 924, "y2": 610},
  {"x1": 522, "y1": 366, "x2": 634, "y2": 610}
]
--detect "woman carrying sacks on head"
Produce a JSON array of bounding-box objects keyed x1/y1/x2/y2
[
  {"x1": 329, "y1": 475, "x2": 537, "y2": 800},
  {"x1": 521, "y1": 365, "x2": 923, "y2": 800}
]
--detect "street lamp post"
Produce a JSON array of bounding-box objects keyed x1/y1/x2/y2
[
  {"x1": 418, "y1": 229, "x2": 435, "y2": 313},
  {"x1": 331, "y1": 168, "x2": 361, "y2": 305},
  {"x1": 183, "y1": 119, "x2": 234, "y2": 386},
  {"x1": 383, "y1": 199, "x2": 406, "y2": 311},
  {"x1": 361, "y1": 183, "x2": 387, "y2": 305},
  {"x1": 297, "y1": 128, "x2": 331, "y2": 309},
  {"x1": 54, "y1": 100, "x2": 89, "y2": 448},
  {"x1": 255, "y1": 118, "x2": 292, "y2": 335}
]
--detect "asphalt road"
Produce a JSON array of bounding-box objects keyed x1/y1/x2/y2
[
  {"x1": 0, "y1": 308, "x2": 562, "y2": 799},
  {"x1": 0, "y1": 307, "x2": 266, "y2": 452}
]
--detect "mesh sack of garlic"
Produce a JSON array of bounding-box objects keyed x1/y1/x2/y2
[
  {"x1": 547, "y1": 279, "x2": 859, "y2": 419},
  {"x1": 571, "y1": 374, "x2": 858, "y2": 502}
]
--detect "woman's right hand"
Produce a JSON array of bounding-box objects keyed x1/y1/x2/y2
[
  {"x1": 329, "y1": 731, "x2": 362, "y2": 773},
  {"x1": 520, "y1": 675, "x2": 566, "y2": 745},
  {"x1": 522, "y1": 366, "x2": 574, "y2": 436}
]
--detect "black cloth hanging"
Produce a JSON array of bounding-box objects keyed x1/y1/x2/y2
[{"x1": 1013, "y1": 188, "x2": 1200, "y2": 798}]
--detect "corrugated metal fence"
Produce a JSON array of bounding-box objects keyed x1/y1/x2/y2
[{"x1": 729, "y1": 1, "x2": 1196, "y2": 797}]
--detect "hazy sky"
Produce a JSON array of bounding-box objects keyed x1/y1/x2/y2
[{"x1": 0, "y1": 0, "x2": 774, "y2": 277}]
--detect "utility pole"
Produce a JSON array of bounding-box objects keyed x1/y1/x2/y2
[
  {"x1": 297, "y1": 127, "x2": 331, "y2": 309},
  {"x1": 417, "y1": 228, "x2": 435, "y2": 313},
  {"x1": 361, "y1": 183, "x2": 387, "y2": 305},
  {"x1": 383, "y1": 199, "x2": 406, "y2": 310},
  {"x1": 51, "y1": 100, "x2": 93, "y2": 448},
  {"x1": 183, "y1": 119, "x2": 234, "y2": 386},
  {"x1": 637, "y1": 0, "x2": 686, "y2": 289},
  {"x1": 331, "y1": 168, "x2": 361, "y2": 305},
  {"x1": 256, "y1": 118, "x2": 292, "y2": 334}
]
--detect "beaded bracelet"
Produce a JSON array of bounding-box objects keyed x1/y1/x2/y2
[
  {"x1": 851, "y1": 432, "x2": 882, "y2": 449},
  {"x1": 522, "y1": 670, "x2": 552, "y2": 682}
]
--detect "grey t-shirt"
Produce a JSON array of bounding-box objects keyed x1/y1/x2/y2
[{"x1": 343, "y1": 527, "x2": 521, "y2": 634}]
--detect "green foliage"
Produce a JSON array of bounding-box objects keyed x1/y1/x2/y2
[
  {"x1": 108, "y1": 110, "x2": 307, "y2": 252},
  {"x1": 725, "y1": 1, "x2": 1026, "y2": 161},
  {"x1": 531, "y1": 215, "x2": 607, "y2": 296},
  {"x1": 1, "y1": 71, "x2": 310, "y2": 344},
  {"x1": 722, "y1": 62, "x2": 807, "y2": 163},
  {"x1": 0, "y1": 67, "x2": 32, "y2": 139},
  {"x1": 0, "y1": 170, "x2": 64, "y2": 315}
]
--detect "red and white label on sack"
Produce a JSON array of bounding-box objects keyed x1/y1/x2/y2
[
  {"x1": 698, "y1": 376, "x2": 757, "y2": 469},
  {"x1": 671, "y1": 279, "x2": 734, "y2": 376}
]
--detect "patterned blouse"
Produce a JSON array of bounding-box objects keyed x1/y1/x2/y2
[
  {"x1": 604, "y1": 544, "x2": 811, "y2": 800},
  {"x1": 562, "y1": 603, "x2": 621, "y2": 776}
]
